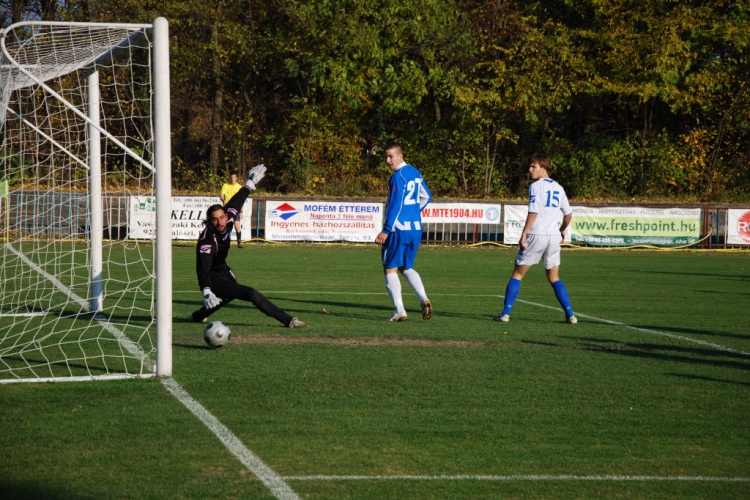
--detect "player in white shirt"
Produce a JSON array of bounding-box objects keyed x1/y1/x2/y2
[
  {"x1": 375, "y1": 143, "x2": 433, "y2": 322},
  {"x1": 495, "y1": 153, "x2": 577, "y2": 324}
]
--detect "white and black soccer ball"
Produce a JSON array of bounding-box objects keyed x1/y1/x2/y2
[{"x1": 203, "y1": 321, "x2": 231, "y2": 348}]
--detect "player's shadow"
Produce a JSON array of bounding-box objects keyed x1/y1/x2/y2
[
  {"x1": 520, "y1": 340, "x2": 562, "y2": 348},
  {"x1": 560, "y1": 337, "x2": 750, "y2": 371},
  {"x1": 173, "y1": 343, "x2": 215, "y2": 350},
  {"x1": 0, "y1": 481, "x2": 79, "y2": 500},
  {"x1": 665, "y1": 372, "x2": 750, "y2": 387},
  {"x1": 278, "y1": 296, "x2": 397, "y2": 320},
  {"x1": 633, "y1": 323, "x2": 750, "y2": 341},
  {"x1": 569, "y1": 317, "x2": 749, "y2": 341},
  {"x1": 283, "y1": 296, "x2": 500, "y2": 321},
  {"x1": 173, "y1": 297, "x2": 203, "y2": 310},
  {"x1": 101, "y1": 312, "x2": 153, "y2": 324},
  {"x1": 697, "y1": 289, "x2": 750, "y2": 297},
  {"x1": 630, "y1": 270, "x2": 749, "y2": 281}
]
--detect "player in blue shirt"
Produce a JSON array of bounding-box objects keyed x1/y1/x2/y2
[
  {"x1": 495, "y1": 153, "x2": 577, "y2": 324},
  {"x1": 375, "y1": 143, "x2": 433, "y2": 322}
]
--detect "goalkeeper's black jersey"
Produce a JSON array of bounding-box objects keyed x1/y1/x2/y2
[{"x1": 195, "y1": 186, "x2": 250, "y2": 290}]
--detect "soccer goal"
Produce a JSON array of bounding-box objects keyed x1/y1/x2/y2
[{"x1": 0, "y1": 18, "x2": 172, "y2": 383}]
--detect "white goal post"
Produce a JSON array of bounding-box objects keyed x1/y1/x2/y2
[{"x1": 0, "y1": 18, "x2": 172, "y2": 382}]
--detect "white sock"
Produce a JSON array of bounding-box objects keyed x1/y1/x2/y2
[
  {"x1": 385, "y1": 273, "x2": 404, "y2": 312},
  {"x1": 402, "y1": 268, "x2": 427, "y2": 302}
]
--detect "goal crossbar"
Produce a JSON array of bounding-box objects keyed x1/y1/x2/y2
[{"x1": 1, "y1": 25, "x2": 155, "y2": 172}]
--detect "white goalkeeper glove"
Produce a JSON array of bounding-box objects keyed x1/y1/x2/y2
[
  {"x1": 202, "y1": 288, "x2": 222, "y2": 309},
  {"x1": 245, "y1": 164, "x2": 266, "y2": 191}
]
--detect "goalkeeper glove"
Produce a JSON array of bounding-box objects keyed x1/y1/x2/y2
[
  {"x1": 202, "y1": 288, "x2": 222, "y2": 309},
  {"x1": 245, "y1": 164, "x2": 266, "y2": 190}
]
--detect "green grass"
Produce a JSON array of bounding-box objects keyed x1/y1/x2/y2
[
  {"x1": 0, "y1": 242, "x2": 154, "y2": 379},
  {"x1": 2, "y1": 244, "x2": 749, "y2": 499}
]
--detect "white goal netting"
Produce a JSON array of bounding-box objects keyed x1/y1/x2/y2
[{"x1": 0, "y1": 20, "x2": 171, "y2": 383}]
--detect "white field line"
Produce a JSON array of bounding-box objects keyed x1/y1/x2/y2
[
  {"x1": 160, "y1": 378, "x2": 300, "y2": 500},
  {"x1": 511, "y1": 297, "x2": 750, "y2": 357},
  {"x1": 283, "y1": 474, "x2": 749, "y2": 482},
  {"x1": 0, "y1": 312, "x2": 46, "y2": 317},
  {"x1": 173, "y1": 287, "x2": 749, "y2": 488},
  {"x1": 5, "y1": 245, "x2": 299, "y2": 499}
]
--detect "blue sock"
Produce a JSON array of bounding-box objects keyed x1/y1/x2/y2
[
  {"x1": 552, "y1": 280, "x2": 574, "y2": 317},
  {"x1": 501, "y1": 278, "x2": 521, "y2": 316}
]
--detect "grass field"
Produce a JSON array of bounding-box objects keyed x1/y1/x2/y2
[{"x1": 1, "y1": 244, "x2": 749, "y2": 499}]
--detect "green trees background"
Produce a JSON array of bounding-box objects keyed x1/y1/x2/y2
[{"x1": 3, "y1": 0, "x2": 749, "y2": 201}]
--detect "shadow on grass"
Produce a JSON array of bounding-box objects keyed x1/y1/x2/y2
[
  {"x1": 697, "y1": 289, "x2": 750, "y2": 297},
  {"x1": 0, "y1": 355, "x2": 132, "y2": 377},
  {"x1": 560, "y1": 337, "x2": 750, "y2": 371},
  {"x1": 566, "y1": 336, "x2": 749, "y2": 360},
  {"x1": 520, "y1": 340, "x2": 562, "y2": 348},
  {"x1": 571, "y1": 318, "x2": 750, "y2": 342},
  {"x1": 280, "y1": 296, "x2": 398, "y2": 320},
  {"x1": 636, "y1": 323, "x2": 750, "y2": 341},
  {"x1": 175, "y1": 291, "x2": 513, "y2": 323},
  {"x1": 665, "y1": 372, "x2": 750, "y2": 387},
  {"x1": 0, "y1": 482, "x2": 78, "y2": 500},
  {"x1": 173, "y1": 343, "x2": 214, "y2": 351},
  {"x1": 629, "y1": 270, "x2": 750, "y2": 280},
  {"x1": 173, "y1": 297, "x2": 312, "y2": 321}
]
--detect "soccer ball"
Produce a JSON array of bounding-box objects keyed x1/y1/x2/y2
[{"x1": 203, "y1": 321, "x2": 231, "y2": 348}]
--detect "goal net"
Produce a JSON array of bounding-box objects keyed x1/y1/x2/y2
[{"x1": 0, "y1": 19, "x2": 172, "y2": 383}]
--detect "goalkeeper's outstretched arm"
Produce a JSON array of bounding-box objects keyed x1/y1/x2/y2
[
  {"x1": 225, "y1": 163, "x2": 267, "y2": 214},
  {"x1": 225, "y1": 186, "x2": 251, "y2": 216}
]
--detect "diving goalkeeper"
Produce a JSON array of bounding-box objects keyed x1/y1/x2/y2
[{"x1": 187, "y1": 165, "x2": 307, "y2": 328}]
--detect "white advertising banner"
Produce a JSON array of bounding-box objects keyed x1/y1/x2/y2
[
  {"x1": 503, "y1": 204, "x2": 571, "y2": 244},
  {"x1": 420, "y1": 203, "x2": 502, "y2": 224},
  {"x1": 265, "y1": 200, "x2": 383, "y2": 242},
  {"x1": 129, "y1": 196, "x2": 252, "y2": 240},
  {"x1": 727, "y1": 208, "x2": 750, "y2": 245},
  {"x1": 570, "y1": 206, "x2": 700, "y2": 246}
]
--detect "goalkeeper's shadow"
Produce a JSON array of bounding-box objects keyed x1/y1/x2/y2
[
  {"x1": 278, "y1": 296, "x2": 490, "y2": 321},
  {"x1": 276, "y1": 296, "x2": 395, "y2": 320}
]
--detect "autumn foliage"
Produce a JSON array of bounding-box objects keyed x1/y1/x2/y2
[{"x1": 3, "y1": 0, "x2": 748, "y2": 201}]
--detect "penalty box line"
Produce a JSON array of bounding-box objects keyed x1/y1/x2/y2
[
  {"x1": 511, "y1": 297, "x2": 750, "y2": 358},
  {"x1": 282, "y1": 474, "x2": 750, "y2": 483}
]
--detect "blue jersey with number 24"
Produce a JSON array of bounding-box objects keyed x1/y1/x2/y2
[{"x1": 383, "y1": 164, "x2": 432, "y2": 233}]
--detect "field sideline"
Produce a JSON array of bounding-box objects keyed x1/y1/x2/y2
[{"x1": 2, "y1": 244, "x2": 749, "y2": 499}]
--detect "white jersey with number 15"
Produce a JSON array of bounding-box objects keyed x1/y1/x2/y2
[{"x1": 527, "y1": 178, "x2": 572, "y2": 235}]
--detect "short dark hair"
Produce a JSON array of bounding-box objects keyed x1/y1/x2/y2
[
  {"x1": 530, "y1": 153, "x2": 551, "y2": 172},
  {"x1": 229, "y1": 171, "x2": 239, "y2": 177},
  {"x1": 204, "y1": 204, "x2": 225, "y2": 225},
  {"x1": 384, "y1": 142, "x2": 403, "y2": 154}
]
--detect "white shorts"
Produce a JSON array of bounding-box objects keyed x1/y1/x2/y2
[{"x1": 515, "y1": 234, "x2": 561, "y2": 269}]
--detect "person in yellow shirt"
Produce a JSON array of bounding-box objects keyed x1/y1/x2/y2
[{"x1": 220, "y1": 172, "x2": 244, "y2": 247}]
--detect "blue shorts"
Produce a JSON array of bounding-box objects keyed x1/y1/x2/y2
[{"x1": 382, "y1": 230, "x2": 421, "y2": 270}]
